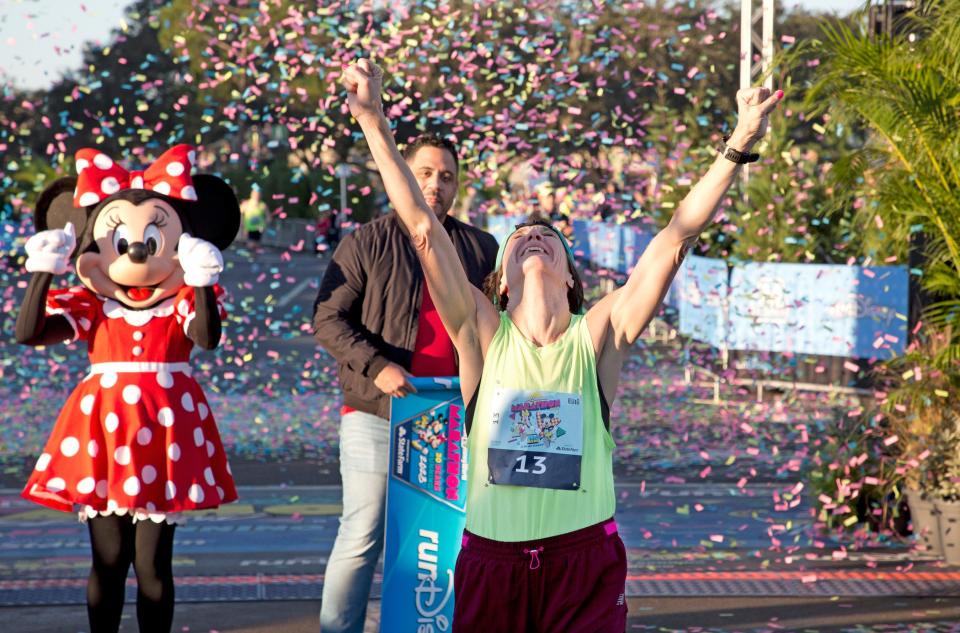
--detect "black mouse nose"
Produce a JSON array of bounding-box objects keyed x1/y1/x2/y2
[{"x1": 127, "y1": 241, "x2": 149, "y2": 263}]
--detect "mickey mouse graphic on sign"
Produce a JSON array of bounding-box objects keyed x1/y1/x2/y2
[{"x1": 15, "y1": 144, "x2": 240, "y2": 633}]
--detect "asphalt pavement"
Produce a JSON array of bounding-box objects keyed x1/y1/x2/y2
[{"x1": 3, "y1": 246, "x2": 960, "y2": 632}]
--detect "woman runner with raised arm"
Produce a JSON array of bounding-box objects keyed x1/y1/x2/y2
[{"x1": 341, "y1": 58, "x2": 782, "y2": 633}]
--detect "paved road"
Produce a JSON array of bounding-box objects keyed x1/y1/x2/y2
[
  {"x1": 2, "y1": 482, "x2": 959, "y2": 632},
  {"x1": 4, "y1": 247, "x2": 960, "y2": 631}
]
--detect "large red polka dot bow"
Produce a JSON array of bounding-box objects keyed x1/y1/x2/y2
[{"x1": 73, "y1": 144, "x2": 198, "y2": 208}]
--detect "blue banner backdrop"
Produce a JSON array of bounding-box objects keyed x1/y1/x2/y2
[
  {"x1": 587, "y1": 221, "x2": 622, "y2": 271},
  {"x1": 727, "y1": 263, "x2": 908, "y2": 358},
  {"x1": 677, "y1": 256, "x2": 729, "y2": 350},
  {"x1": 483, "y1": 215, "x2": 908, "y2": 357},
  {"x1": 381, "y1": 377, "x2": 466, "y2": 633}
]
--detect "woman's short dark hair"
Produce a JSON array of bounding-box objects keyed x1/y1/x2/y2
[{"x1": 481, "y1": 219, "x2": 585, "y2": 313}]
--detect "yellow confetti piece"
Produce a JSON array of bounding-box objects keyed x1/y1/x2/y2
[{"x1": 935, "y1": 389, "x2": 949, "y2": 398}]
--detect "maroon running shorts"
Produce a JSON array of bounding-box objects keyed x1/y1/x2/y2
[{"x1": 452, "y1": 518, "x2": 627, "y2": 633}]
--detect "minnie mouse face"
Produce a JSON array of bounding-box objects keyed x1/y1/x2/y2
[
  {"x1": 76, "y1": 195, "x2": 186, "y2": 308},
  {"x1": 32, "y1": 145, "x2": 241, "y2": 311}
]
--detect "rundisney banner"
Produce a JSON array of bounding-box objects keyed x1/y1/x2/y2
[{"x1": 382, "y1": 377, "x2": 467, "y2": 633}]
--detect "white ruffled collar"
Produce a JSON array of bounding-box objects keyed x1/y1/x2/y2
[{"x1": 102, "y1": 296, "x2": 177, "y2": 326}]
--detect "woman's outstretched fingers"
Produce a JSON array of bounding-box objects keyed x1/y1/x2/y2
[{"x1": 761, "y1": 89, "x2": 785, "y2": 114}]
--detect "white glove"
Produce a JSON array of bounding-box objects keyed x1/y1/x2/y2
[
  {"x1": 25, "y1": 222, "x2": 76, "y2": 275},
  {"x1": 178, "y1": 234, "x2": 224, "y2": 287}
]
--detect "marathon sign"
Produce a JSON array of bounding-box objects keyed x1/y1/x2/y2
[{"x1": 382, "y1": 377, "x2": 467, "y2": 633}]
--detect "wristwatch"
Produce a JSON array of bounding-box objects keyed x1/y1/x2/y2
[{"x1": 718, "y1": 135, "x2": 760, "y2": 164}]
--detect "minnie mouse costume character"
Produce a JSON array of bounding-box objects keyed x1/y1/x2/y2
[{"x1": 15, "y1": 144, "x2": 240, "y2": 633}]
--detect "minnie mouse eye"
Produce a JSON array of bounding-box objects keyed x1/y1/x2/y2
[
  {"x1": 112, "y1": 224, "x2": 132, "y2": 256},
  {"x1": 144, "y1": 225, "x2": 163, "y2": 255}
]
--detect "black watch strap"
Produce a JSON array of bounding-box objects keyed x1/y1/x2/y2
[{"x1": 719, "y1": 135, "x2": 759, "y2": 164}]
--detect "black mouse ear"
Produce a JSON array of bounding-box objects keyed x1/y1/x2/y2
[
  {"x1": 180, "y1": 175, "x2": 242, "y2": 250},
  {"x1": 35, "y1": 177, "x2": 91, "y2": 257}
]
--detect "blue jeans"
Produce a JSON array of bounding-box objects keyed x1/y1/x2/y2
[{"x1": 320, "y1": 410, "x2": 390, "y2": 633}]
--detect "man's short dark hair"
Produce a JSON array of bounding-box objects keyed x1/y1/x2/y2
[{"x1": 401, "y1": 133, "x2": 459, "y2": 171}]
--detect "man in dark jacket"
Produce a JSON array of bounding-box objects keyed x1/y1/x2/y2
[{"x1": 313, "y1": 133, "x2": 498, "y2": 633}]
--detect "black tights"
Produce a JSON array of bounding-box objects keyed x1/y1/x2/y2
[{"x1": 86, "y1": 514, "x2": 176, "y2": 633}]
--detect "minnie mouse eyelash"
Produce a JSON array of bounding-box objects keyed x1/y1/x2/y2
[{"x1": 105, "y1": 215, "x2": 124, "y2": 230}]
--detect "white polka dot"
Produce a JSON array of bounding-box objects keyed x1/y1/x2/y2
[
  {"x1": 226, "y1": 462, "x2": 232, "y2": 475},
  {"x1": 180, "y1": 185, "x2": 198, "y2": 201},
  {"x1": 167, "y1": 443, "x2": 181, "y2": 462},
  {"x1": 78, "y1": 317, "x2": 91, "y2": 331},
  {"x1": 60, "y1": 437, "x2": 80, "y2": 457},
  {"x1": 166, "y1": 161, "x2": 185, "y2": 177},
  {"x1": 204, "y1": 467, "x2": 215, "y2": 486},
  {"x1": 99, "y1": 372, "x2": 118, "y2": 388},
  {"x1": 80, "y1": 395, "x2": 96, "y2": 415},
  {"x1": 153, "y1": 181, "x2": 172, "y2": 195},
  {"x1": 122, "y1": 385, "x2": 141, "y2": 404},
  {"x1": 165, "y1": 481, "x2": 176, "y2": 500},
  {"x1": 78, "y1": 192, "x2": 101, "y2": 207},
  {"x1": 146, "y1": 502, "x2": 157, "y2": 512},
  {"x1": 198, "y1": 403, "x2": 209, "y2": 420},
  {"x1": 187, "y1": 484, "x2": 205, "y2": 504},
  {"x1": 34, "y1": 453, "x2": 51, "y2": 473},
  {"x1": 106, "y1": 499, "x2": 119, "y2": 512},
  {"x1": 156, "y1": 371, "x2": 174, "y2": 389},
  {"x1": 187, "y1": 150, "x2": 196, "y2": 165},
  {"x1": 100, "y1": 176, "x2": 120, "y2": 195},
  {"x1": 136, "y1": 427, "x2": 153, "y2": 445},
  {"x1": 133, "y1": 331, "x2": 144, "y2": 341},
  {"x1": 123, "y1": 476, "x2": 141, "y2": 496},
  {"x1": 177, "y1": 300, "x2": 191, "y2": 317},
  {"x1": 132, "y1": 346, "x2": 143, "y2": 356},
  {"x1": 46, "y1": 478, "x2": 67, "y2": 493},
  {"x1": 131, "y1": 176, "x2": 144, "y2": 189},
  {"x1": 193, "y1": 428, "x2": 205, "y2": 447},
  {"x1": 141, "y1": 465, "x2": 157, "y2": 484},
  {"x1": 76, "y1": 158, "x2": 90, "y2": 173},
  {"x1": 217, "y1": 486, "x2": 225, "y2": 500},
  {"x1": 181, "y1": 393, "x2": 195, "y2": 412},
  {"x1": 77, "y1": 477, "x2": 96, "y2": 494},
  {"x1": 114, "y1": 445, "x2": 131, "y2": 466},
  {"x1": 96, "y1": 480, "x2": 108, "y2": 498},
  {"x1": 35, "y1": 453, "x2": 52, "y2": 472},
  {"x1": 157, "y1": 407, "x2": 175, "y2": 427},
  {"x1": 93, "y1": 153, "x2": 113, "y2": 169},
  {"x1": 104, "y1": 412, "x2": 120, "y2": 433},
  {"x1": 87, "y1": 439, "x2": 99, "y2": 457},
  {"x1": 206, "y1": 441, "x2": 215, "y2": 457}
]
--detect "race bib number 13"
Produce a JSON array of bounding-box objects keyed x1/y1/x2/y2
[{"x1": 487, "y1": 389, "x2": 583, "y2": 490}]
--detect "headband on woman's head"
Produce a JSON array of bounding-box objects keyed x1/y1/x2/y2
[{"x1": 493, "y1": 222, "x2": 577, "y2": 273}]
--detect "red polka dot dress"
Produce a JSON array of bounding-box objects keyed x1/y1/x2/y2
[{"x1": 22, "y1": 284, "x2": 238, "y2": 522}]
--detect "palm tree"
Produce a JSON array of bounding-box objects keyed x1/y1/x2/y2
[
  {"x1": 807, "y1": 0, "x2": 960, "y2": 517},
  {"x1": 808, "y1": 0, "x2": 960, "y2": 365}
]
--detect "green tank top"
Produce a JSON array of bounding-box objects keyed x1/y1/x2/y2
[{"x1": 465, "y1": 312, "x2": 616, "y2": 541}]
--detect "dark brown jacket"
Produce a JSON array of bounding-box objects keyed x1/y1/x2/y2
[{"x1": 312, "y1": 213, "x2": 499, "y2": 418}]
